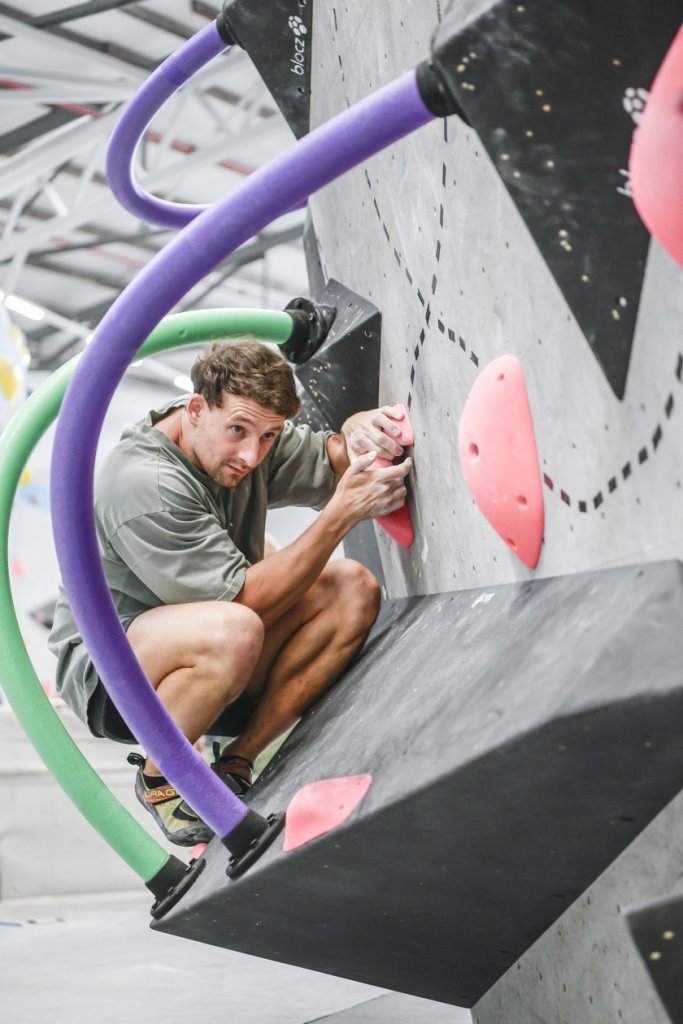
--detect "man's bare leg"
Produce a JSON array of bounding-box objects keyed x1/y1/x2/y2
[
  {"x1": 220, "y1": 559, "x2": 381, "y2": 765},
  {"x1": 126, "y1": 600, "x2": 264, "y2": 776}
]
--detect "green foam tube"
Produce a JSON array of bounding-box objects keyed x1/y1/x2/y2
[{"x1": 0, "y1": 308, "x2": 293, "y2": 882}]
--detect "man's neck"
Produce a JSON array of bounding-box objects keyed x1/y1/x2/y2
[{"x1": 152, "y1": 406, "x2": 183, "y2": 447}]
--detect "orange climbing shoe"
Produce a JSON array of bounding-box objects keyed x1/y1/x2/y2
[{"x1": 128, "y1": 752, "x2": 213, "y2": 847}]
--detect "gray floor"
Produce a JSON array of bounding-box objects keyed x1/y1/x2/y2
[{"x1": 0, "y1": 891, "x2": 469, "y2": 1024}]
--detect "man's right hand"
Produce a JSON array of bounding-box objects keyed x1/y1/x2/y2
[
  {"x1": 236, "y1": 452, "x2": 412, "y2": 627},
  {"x1": 329, "y1": 450, "x2": 413, "y2": 527}
]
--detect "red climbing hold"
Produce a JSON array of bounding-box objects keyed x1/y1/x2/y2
[
  {"x1": 372, "y1": 403, "x2": 414, "y2": 548},
  {"x1": 459, "y1": 355, "x2": 544, "y2": 569},
  {"x1": 629, "y1": 25, "x2": 683, "y2": 267},
  {"x1": 283, "y1": 774, "x2": 373, "y2": 852}
]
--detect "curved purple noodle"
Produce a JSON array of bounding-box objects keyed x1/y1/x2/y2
[
  {"x1": 106, "y1": 21, "x2": 228, "y2": 228},
  {"x1": 51, "y1": 69, "x2": 434, "y2": 839}
]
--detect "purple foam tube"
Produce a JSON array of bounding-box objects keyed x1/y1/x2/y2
[
  {"x1": 51, "y1": 69, "x2": 435, "y2": 840},
  {"x1": 106, "y1": 21, "x2": 228, "y2": 228}
]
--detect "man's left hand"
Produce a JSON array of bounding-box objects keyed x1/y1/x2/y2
[{"x1": 341, "y1": 405, "x2": 406, "y2": 463}]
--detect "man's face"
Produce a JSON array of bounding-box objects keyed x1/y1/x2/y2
[{"x1": 187, "y1": 392, "x2": 286, "y2": 488}]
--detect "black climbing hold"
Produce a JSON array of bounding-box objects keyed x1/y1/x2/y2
[
  {"x1": 145, "y1": 854, "x2": 187, "y2": 901},
  {"x1": 219, "y1": 0, "x2": 312, "y2": 138},
  {"x1": 149, "y1": 856, "x2": 206, "y2": 921},
  {"x1": 282, "y1": 297, "x2": 336, "y2": 364},
  {"x1": 296, "y1": 216, "x2": 382, "y2": 432},
  {"x1": 415, "y1": 58, "x2": 470, "y2": 122},
  {"x1": 222, "y1": 807, "x2": 286, "y2": 880}
]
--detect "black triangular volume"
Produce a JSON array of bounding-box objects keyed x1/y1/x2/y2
[
  {"x1": 431, "y1": 0, "x2": 682, "y2": 398},
  {"x1": 153, "y1": 562, "x2": 683, "y2": 1005},
  {"x1": 626, "y1": 893, "x2": 683, "y2": 1024},
  {"x1": 294, "y1": 276, "x2": 381, "y2": 432},
  {"x1": 297, "y1": 212, "x2": 382, "y2": 432},
  {"x1": 220, "y1": 0, "x2": 312, "y2": 139}
]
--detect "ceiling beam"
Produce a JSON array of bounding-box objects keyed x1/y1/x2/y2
[
  {"x1": 29, "y1": 226, "x2": 171, "y2": 259},
  {"x1": 0, "y1": 115, "x2": 286, "y2": 262},
  {"x1": 31, "y1": 0, "x2": 142, "y2": 29},
  {"x1": 27, "y1": 223, "x2": 302, "y2": 293},
  {"x1": 123, "y1": 4, "x2": 195, "y2": 40},
  {"x1": 0, "y1": 108, "x2": 81, "y2": 156},
  {"x1": 0, "y1": 5, "x2": 150, "y2": 79},
  {"x1": 25, "y1": 254, "x2": 131, "y2": 291},
  {"x1": 0, "y1": 109, "x2": 119, "y2": 201},
  {"x1": 0, "y1": 86, "x2": 131, "y2": 105},
  {"x1": 0, "y1": 67, "x2": 138, "y2": 90},
  {"x1": 191, "y1": 2, "x2": 220, "y2": 20}
]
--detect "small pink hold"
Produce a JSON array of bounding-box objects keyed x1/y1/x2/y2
[
  {"x1": 372, "y1": 403, "x2": 415, "y2": 548},
  {"x1": 190, "y1": 842, "x2": 208, "y2": 861},
  {"x1": 10, "y1": 558, "x2": 26, "y2": 578},
  {"x1": 283, "y1": 774, "x2": 373, "y2": 852}
]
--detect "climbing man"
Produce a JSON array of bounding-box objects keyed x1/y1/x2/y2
[{"x1": 48, "y1": 339, "x2": 412, "y2": 846}]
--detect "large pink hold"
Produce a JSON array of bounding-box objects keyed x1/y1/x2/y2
[
  {"x1": 283, "y1": 774, "x2": 373, "y2": 852},
  {"x1": 372, "y1": 403, "x2": 414, "y2": 548},
  {"x1": 459, "y1": 355, "x2": 544, "y2": 569},
  {"x1": 629, "y1": 25, "x2": 683, "y2": 267}
]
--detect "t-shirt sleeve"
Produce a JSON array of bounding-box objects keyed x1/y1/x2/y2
[
  {"x1": 267, "y1": 421, "x2": 337, "y2": 510},
  {"x1": 107, "y1": 509, "x2": 248, "y2": 605}
]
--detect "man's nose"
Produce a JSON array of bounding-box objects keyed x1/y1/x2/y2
[{"x1": 239, "y1": 436, "x2": 261, "y2": 466}]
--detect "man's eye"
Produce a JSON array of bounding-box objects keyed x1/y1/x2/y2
[
  {"x1": 231, "y1": 425, "x2": 243, "y2": 434},
  {"x1": 263, "y1": 432, "x2": 275, "y2": 441}
]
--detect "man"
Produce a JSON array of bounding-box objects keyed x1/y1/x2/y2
[{"x1": 49, "y1": 339, "x2": 412, "y2": 846}]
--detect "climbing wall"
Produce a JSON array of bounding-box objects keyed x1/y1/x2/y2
[
  {"x1": 301, "y1": 1, "x2": 683, "y2": 1020},
  {"x1": 306, "y1": 0, "x2": 683, "y2": 598}
]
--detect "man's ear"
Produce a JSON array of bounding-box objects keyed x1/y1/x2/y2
[{"x1": 185, "y1": 393, "x2": 204, "y2": 424}]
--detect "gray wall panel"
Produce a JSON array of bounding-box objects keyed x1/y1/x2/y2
[{"x1": 473, "y1": 792, "x2": 683, "y2": 1024}]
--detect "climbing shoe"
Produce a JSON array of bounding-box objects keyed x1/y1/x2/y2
[
  {"x1": 210, "y1": 743, "x2": 254, "y2": 796},
  {"x1": 128, "y1": 752, "x2": 213, "y2": 847}
]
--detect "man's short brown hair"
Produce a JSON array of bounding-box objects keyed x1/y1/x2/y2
[{"x1": 190, "y1": 340, "x2": 300, "y2": 418}]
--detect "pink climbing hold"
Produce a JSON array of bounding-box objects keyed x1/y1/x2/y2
[
  {"x1": 629, "y1": 25, "x2": 683, "y2": 267},
  {"x1": 459, "y1": 355, "x2": 544, "y2": 569},
  {"x1": 283, "y1": 774, "x2": 373, "y2": 852},
  {"x1": 190, "y1": 842, "x2": 208, "y2": 861},
  {"x1": 372, "y1": 403, "x2": 414, "y2": 548}
]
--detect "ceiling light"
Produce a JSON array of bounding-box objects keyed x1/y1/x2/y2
[
  {"x1": 173, "y1": 374, "x2": 193, "y2": 392},
  {"x1": 5, "y1": 294, "x2": 46, "y2": 321}
]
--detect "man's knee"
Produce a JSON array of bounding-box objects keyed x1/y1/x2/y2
[
  {"x1": 323, "y1": 559, "x2": 381, "y2": 631},
  {"x1": 213, "y1": 602, "x2": 264, "y2": 670}
]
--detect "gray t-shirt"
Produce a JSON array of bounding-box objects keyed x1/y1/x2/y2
[{"x1": 48, "y1": 396, "x2": 336, "y2": 723}]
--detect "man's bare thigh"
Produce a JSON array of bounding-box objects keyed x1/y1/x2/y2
[{"x1": 126, "y1": 600, "x2": 259, "y2": 688}]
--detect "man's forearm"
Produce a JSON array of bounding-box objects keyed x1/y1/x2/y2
[{"x1": 233, "y1": 501, "x2": 352, "y2": 627}]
